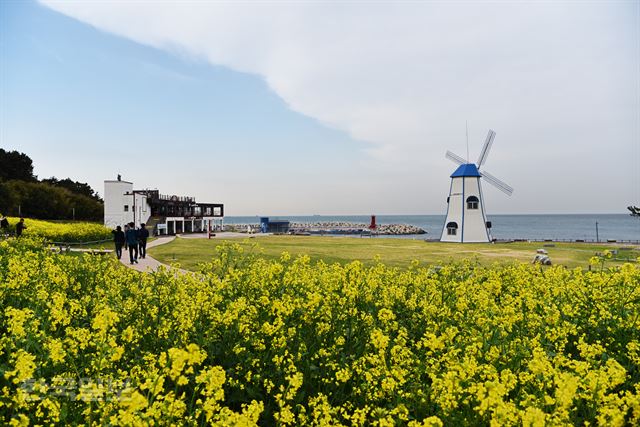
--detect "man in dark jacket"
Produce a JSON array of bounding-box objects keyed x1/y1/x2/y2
[
  {"x1": 137, "y1": 223, "x2": 150, "y2": 259},
  {"x1": 16, "y1": 218, "x2": 26, "y2": 237},
  {"x1": 0, "y1": 216, "x2": 9, "y2": 235},
  {"x1": 125, "y1": 222, "x2": 139, "y2": 264},
  {"x1": 112, "y1": 226, "x2": 125, "y2": 260}
]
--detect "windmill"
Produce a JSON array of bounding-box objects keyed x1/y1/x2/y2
[{"x1": 440, "y1": 129, "x2": 513, "y2": 243}]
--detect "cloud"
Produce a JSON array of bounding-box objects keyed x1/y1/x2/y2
[{"x1": 39, "y1": 1, "x2": 638, "y2": 212}]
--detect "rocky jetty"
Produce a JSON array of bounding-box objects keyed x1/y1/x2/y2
[
  {"x1": 224, "y1": 222, "x2": 426, "y2": 235},
  {"x1": 291, "y1": 222, "x2": 426, "y2": 235}
]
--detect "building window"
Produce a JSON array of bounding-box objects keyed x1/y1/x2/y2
[
  {"x1": 446, "y1": 222, "x2": 458, "y2": 235},
  {"x1": 466, "y1": 196, "x2": 479, "y2": 210},
  {"x1": 124, "y1": 205, "x2": 129, "y2": 212}
]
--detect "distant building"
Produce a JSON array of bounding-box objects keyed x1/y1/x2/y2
[
  {"x1": 104, "y1": 177, "x2": 224, "y2": 235},
  {"x1": 440, "y1": 164, "x2": 490, "y2": 243},
  {"x1": 440, "y1": 129, "x2": 512, "y2": 243},
  {"x1": 259, "y1": 217, "x2": 290, "y2": 234}
]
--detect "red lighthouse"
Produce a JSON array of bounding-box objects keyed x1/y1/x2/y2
[{"x1": 369, "y1": 215, "x2": 377, "y2": 230}]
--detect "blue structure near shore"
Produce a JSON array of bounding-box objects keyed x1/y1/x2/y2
[{"x1": 259, "y1": 217, "x2": 290, "y2": 234}]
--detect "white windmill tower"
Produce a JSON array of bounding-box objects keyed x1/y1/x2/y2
[{"x1": 440, "y1": 129, "x2": 513, "y2": 243}]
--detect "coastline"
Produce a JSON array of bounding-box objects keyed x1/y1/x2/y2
[
  {"x1": 222, "y1": 214, "x2": 640, "y2": 241},
  {"x1": 224, "y1": 221, "x2": 427, "y2": 236}
]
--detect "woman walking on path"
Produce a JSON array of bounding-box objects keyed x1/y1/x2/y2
[
  {"x1": 112, "y1": 225, "x2": 125, "y2": 260},
  {"x1": 125, "y1": 222, "x2": 139, "y2": 264}
]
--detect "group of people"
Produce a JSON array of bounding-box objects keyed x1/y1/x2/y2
[
  {"x1": 0, "y1": 216, "x2": 26, "y2": 237},
  {"x1": 112, "y1": 222, "x2": 149, "y2": 264}
]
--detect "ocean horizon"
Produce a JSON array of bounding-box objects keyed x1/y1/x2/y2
[{"x1": 223, "y1": 214, "x2": 640, "y2": 242}]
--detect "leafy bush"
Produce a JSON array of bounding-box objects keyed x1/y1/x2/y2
[
  {"x1": 1, "y1": 240, "x2": 639, "y2": 425},
  {"x1": 3, "y1": 217, "x2": 111, "y2": 243}
]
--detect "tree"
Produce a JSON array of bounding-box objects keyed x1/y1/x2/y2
[
  {"x1": 68, "y1": 193, "x2": 103, "y2": 220},
  {"x1": 1, "y1": 180, "x2": 103, "y2": 220},
  {"x1": 42, "y1": 177, "x2": 102, "y2": 202},
  {"x1": 0, "y1": 149, "x2": 103, "y2": 220},
  {"x1": 4, "y1": 181, "x2": 70, "y2": 219},
  {"x1": 0, "y1": 148, "x2": 36, "y2": 182},
  {"x1": 0, "y1": 182, "x2": 17, "y2": 216}
]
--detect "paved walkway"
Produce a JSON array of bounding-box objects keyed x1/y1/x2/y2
[
  {"x1": 119, "y1": 236, "x2": 176, "y2": 273},
  {"x1": 177, "y1": 232, "x2": 272, "y2": 239}
]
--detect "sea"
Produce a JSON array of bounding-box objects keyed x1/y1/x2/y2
[{"x1": 224, "y1": 214, "x2": 640, "y2": 242}]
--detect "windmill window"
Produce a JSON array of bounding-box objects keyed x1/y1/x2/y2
[
  {"x1": 446, "y1": 222, "x2": 458, "y2": 236},
  {"x1": 466, "y1": 196, "x2": 479, "y2": 210}
]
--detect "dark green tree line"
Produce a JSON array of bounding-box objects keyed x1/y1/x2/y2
[
  {"x1": 0, "y1": 148, "x2": 103, "y2": 220},
  {"x1": 0, "y1": 148, "x2": 36, "y2": 182}
]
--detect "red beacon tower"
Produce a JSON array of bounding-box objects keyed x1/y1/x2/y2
[{"x1": 369, "y1": 215, "x2": 377, "y2": 230}]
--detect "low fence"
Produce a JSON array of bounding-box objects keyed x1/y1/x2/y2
[
  {"x1": 50, "y1": 238, "x2": 112, "y2": 247},
  {"x1": 0, "y1": 233, "x2": 112, "y2": 247}
]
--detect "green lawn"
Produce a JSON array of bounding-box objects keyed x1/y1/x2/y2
[{"x1": 148, "y1": 235, "x2": 640, "y2": 271}]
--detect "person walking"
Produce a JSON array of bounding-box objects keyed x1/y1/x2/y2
[
  {"x1": 112, "y1": 225, "x2": 125, "y2": 260},
  {"x1": 123, "y1": 224, "x2": 129, "y2": 252},
  {"x1": 0, "y1": 215, "x2": 9, "y2": 235},
  {"x1": 125, "y1": 222, "x2": 139, "y2": 264},
  {"x1": 137, "y1": 223, "x2": 149, "y2": 259},
  {"x1": 16, "y1": 218, "x2": 27, "y2": 238}
]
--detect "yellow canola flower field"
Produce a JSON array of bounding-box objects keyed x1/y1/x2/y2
[
  {"x1": 4, "y1": 217, "x2": 112, "y2": 243},
  {"x1": 1, "y1": 238, "x2": 639, "y2": 426}
]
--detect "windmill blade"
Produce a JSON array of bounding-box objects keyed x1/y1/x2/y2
[
  {"x1": 480, "y1": 170, "x2": 514, "y2": 196},
  {"x1": 446, "y1": 150, "x2": 466, "y2": 165},
  {"x1": 477, "y1": 129, "x2": 496, "y2": 167}
]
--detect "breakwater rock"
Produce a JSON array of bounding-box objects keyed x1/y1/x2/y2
[
  {"x1": 224, "y1": 222, "x2": 426, "y2": 235},
  {"x1": 291, "y1": 222, "x2": 426, "y2": 235}
]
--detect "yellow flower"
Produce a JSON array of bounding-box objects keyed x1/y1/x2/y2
[
  {"x1": 46, "y1": 338, "x2": 66, "y2": 364},
  {"x1": 196, "y1": 366, "x2": 226, "y2": 400},
  {"x1": 370, "y1": 328, "x2": 389, "y2": 351},
  {"x1": 91, "y1": 306, "x2": 119, "y2": 334},
  {"x1": 8, "y1": 414, "x2": 29, "y2": 427},
  {"x1": 335, "y1": 368, "x2": 351, "y2": 383},
  {"x1": 378, "y1": 308, "x2": 396, "y2": 323},
  {"x1": 408, "y1": 416, "x2": 443, "y2": 427},
  {"x1": 554, "y1": 372, "x2": 579, "y2": 408},
  {"x1": 121, "y1": 326, "x2": 135, "y2": 343},
  {"x1": 5, "y1": 350, "x2": 37, "y2": 384},
  {"x1": 5, "y1": 307, "x2": 37, "y2": 338}
]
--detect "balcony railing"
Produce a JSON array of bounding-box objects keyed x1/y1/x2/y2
[{"x1": 157, "y1": 194, "x2": 195, "y2": 203}]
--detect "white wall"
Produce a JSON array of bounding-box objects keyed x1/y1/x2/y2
[
  {"x1": 134, "y1": 193, "x2": 150, "y2": 228},
  {"x1": 460, "y1": 177, "x2": 491, "y2": 243},
  {"x1": 441, "y1": 178, "x2": 463, "y2": 242},
  {"x1": 104, "y1": 180, "x2": 133, "y2": 229},
  {"x1": 440, "y1": 176, "x2": 490, "y2": 243},
  {"x1": 104, "y1": 180, "x2": 150, "y2": 229}
]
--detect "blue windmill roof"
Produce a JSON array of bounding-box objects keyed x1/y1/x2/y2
[{"x1": 451, "y1": 163, "x2": 481, "y2": 178}]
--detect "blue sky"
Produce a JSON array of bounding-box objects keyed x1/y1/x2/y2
[{"x1": 1, "y1": 1, "x2": 638, "y2": 215}]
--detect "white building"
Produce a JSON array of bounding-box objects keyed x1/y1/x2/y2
[
  {"x1": 440, "y1": 164, "x2": 492, "y2": 243},
  {"x1": 104, "y1": 177, "x2": 224, "y2": 234},
  {"x1": 104, "y1": 179, "x2": 150, "y2": 229}
]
